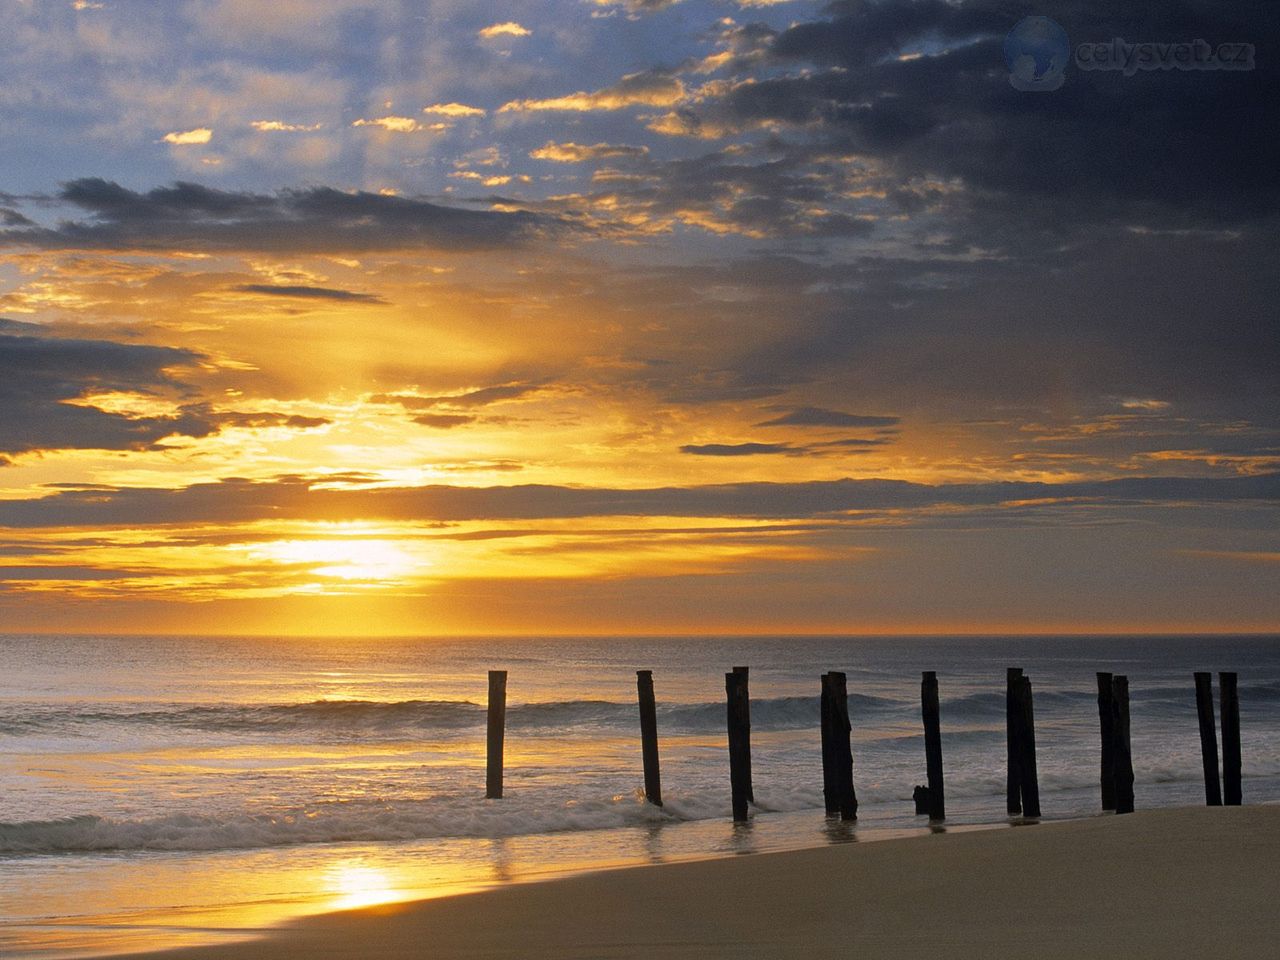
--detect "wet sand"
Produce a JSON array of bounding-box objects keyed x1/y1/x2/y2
[{"x1": 109, "y1": 805, "x2": 1278, "y2": 960}]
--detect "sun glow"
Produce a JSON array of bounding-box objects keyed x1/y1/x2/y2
[
  {"x1": 324, "y1": 863, "x2": 403, "y2": 911},
  {"x1": 250, "y1": 537, "x2": 424, "y2": 584}
]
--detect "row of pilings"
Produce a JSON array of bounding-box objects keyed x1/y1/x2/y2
[{"x1": 481, "y1": 667, "x2": 1244, "y2": 821}]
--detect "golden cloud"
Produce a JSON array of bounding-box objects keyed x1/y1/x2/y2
[
  {"x1": 479, "y1": 21, "x2": 531, "y2": 39},
  {"x1": 162, "y1": 128, "x2": 213, "y2": 145}
]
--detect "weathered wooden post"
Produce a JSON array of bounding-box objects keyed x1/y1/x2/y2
[
  {"x1": 1014, "y1": 674, "x2": 1041, "y2": 818},
  {"x1": 486, "y1": 670, "x2": 507, "y2": 799},
  {"x1": 824, "y1": 671, "x2": 857, "y2": 820},
  {"x1": 1193, "y1": 672, "x2": 1222, "y2": 806},
  {"x1": 725, "y1": 669, "x2": 752, "y2": 821},
  {"x1": 1096, "y1": 671, "x2": 1117, "y2": 811},
  {"x1": 921, "y1": 671, "x2": 945, "y2": 821},
  {"x1": 732, "y1": 665, "x2": 754, "y2": 803},
  {"x1": 1220, "y1": 672, "x2": 1242, "y2": 806},
  {"x1": 1006, "y1": 667, "x2": 1023, "y2": 815},
  {"x1": 1111, "y1": 675, "x2": 1135, "y2": 814},
  {"x1": 820, "y1": 673, "x2": 836, "y2": 815},
  {"x1": 636, "y1": 670, "x2": 663, "y2": 807}
]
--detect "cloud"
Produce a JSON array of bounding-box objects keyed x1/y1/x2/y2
[
  {"x1": 376, "y1": 382, "x2": 545, "y2": 410},
  {"x1": 0, "y1": 328, "x2": 202, "y2": 456},
  {"x1": 676, "y1": 0, "x2": 1279, "y2": 233},
  {"x1": 205, "y1": 410, "x2": 331, "y2": 430},
  {"x1": 589, "y1": 0, "x2": 682, "y2": 12},
  {"x1": 0, "y1": 208, "x2": 34, "y2": 227},
  {"x1": 233, "y1": 284, "x2": 387, "y2": 304},
  {"x1": 161, "y1": 128, "x2": 213, "y2": 145},
  {"x1": 0, "y1": 328, "x2": 327, "y2": 457},
  {"x1": 499, "y1": 71, "x2": 683, "y2": 113},
  {"x1": 530, "y1": 141, "x2": 649, "y2": 163},
  {"x1": 352, "y1": 116, "x2": 430, "y2": 133},
  {"x1": 816, "y1": 437, "x2": 893, "y2": 448},
  {"x1": 251, "y1": 120, "x2": 323, "y2": 132},
  {"x1": 0, "y1": 179, "x2": 557, "y2": 253},
  {"x1": 680, "y1": 442, "x2": 792, "y2": 456},
  {"x1": 554, "y1": 147, "x2": 880, "y2": 238},
  {"x1": 680, "y1": 435, "x2": 894, "y2": 456},
  {"x1": 479, "y1": 22, "x2": 531, "y2": 39},
  {"x1": 1, "y1": 472, "x2": 1275, "y2": 529},
  {"x1": 756, "y1": 407, "x2": 900, "y2": 428},
  {"x1": 424, "y1": 103, "x2": 486, "y2": 118},
  {"x1": 412, "y1": 414, "x2": 477, "y2": 429}
]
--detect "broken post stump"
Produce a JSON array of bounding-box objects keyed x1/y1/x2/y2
[{"x1": 912, "y1": 785, "x2": 930, "y2": 815}]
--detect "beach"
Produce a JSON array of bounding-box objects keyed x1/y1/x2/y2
[
  {"x1": 111, "y1": 805, "x2": 1278, "y2": 960},
  {"x1": 5, "y1": 635, "x2": 1280, "y2": 957}
]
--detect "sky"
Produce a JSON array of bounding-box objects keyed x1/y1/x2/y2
[{"x1": 0, "y1": 0, "x2": 1276, "y2": 636}]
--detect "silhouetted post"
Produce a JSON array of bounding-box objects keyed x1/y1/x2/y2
[
  {"x1": 921, "y1": 671, "x2": 945, "y2": 821},
  {"x1": 1111, "y1": 675, "x2": 1135, "y2": 814},
  {"x1": 726, "y1": 669, "x2": 751, "y2": 821},
  {"x1": 732, "y1": 666, "x2": 754, "y2": 803},
  {"x1": 636, "y1": 670, "x2": 663, "y2": 807},
  {"x1": 1220, "y1": 672, "x2": 1242, "y2": 806},
  {"x1": 485, "y1": 670, "x2": 507, "y2": 799},
  {"x1": 1006, "y1": 667, "x2": 1023, "y2": 815},
  {"x1": 1014, "y1": 675, "x2": 1041, "y2": 818},
  {"x1": 820, "y1": 673, "x2": 836, "y2": 815},
  {"x1": 1096, "y1": 672, "x2": 1116, "y2": 811},
  {"x1": 823, "y1": 671, "x2": 857, "y2": 820},
  {"x1": 1194, "y1": 672, "x2": 1222, "y2": 806}
]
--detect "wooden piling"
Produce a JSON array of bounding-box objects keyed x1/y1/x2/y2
[
  {"x1": 636, "y1": 670, "x2": 662, "y2": 807},
  {"x1": 1220, "y1": 672, "x2": 1242, "y2": 806},
  {"x1": 732, "y1": 666, "x2": 754, "y2": 803},
  {"x1": 825, "y1": 671, "x2": 857, "y2": 820},
  {"x1": 726, "y1": 669, "x2": 752, "y2": 821},
  {"x1": 921, "y1": 671, "x2": 945, "y2": 821},
  {"x1": 1193, "y1": 672, "x2": 1222, "y2": 806},
  {"x1": 485, "y1": 670, "x2": 507, "y2": 800},
  {"x1": 1111, "y1": 675, "x2": 1135, "y2": 814},
  {"x1": 1096, "y1": 671, "x2": 1116, "y2": 811},
  {"x1": 1006, "y1": 667, "x2": 1023, "y2": 815},
  {"x1": 1014, "y1": 675, "x2": 1041, "y2": 818},
  {"x1": 820, "y1": 673, "x2": 836, "y2": 815}
]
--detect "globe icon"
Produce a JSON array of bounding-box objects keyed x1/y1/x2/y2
[{"x1": 1004, "y1": 16, "x2": 1069, "y2": 91}]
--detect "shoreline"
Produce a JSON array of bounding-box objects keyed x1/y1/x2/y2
[{"x1": 99, "y1": 804, "x2": 1279, "y2": 960}]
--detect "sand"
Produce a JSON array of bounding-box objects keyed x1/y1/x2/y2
[{"x1": 111, "y1": 805, "x2": 1278, "y2": 960}]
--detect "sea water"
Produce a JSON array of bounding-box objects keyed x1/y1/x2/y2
[{"x1": 2, "y1": 634, "x2": 1278, "y2": 957}]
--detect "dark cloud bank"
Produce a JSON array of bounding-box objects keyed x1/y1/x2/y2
[
  {"x1": 0, "y1": 472, "x2": 1274, "y2": 528},
  {"x1": 0, "y1": 180, "x2": 557, "y2": 253},
  {"x1": 0, "y1": 322, "x2": 327, "y2": 457}
]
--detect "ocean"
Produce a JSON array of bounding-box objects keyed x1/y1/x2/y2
[{"x1": 2, "y1": 634, "x2": 1278, "y2": 957}]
